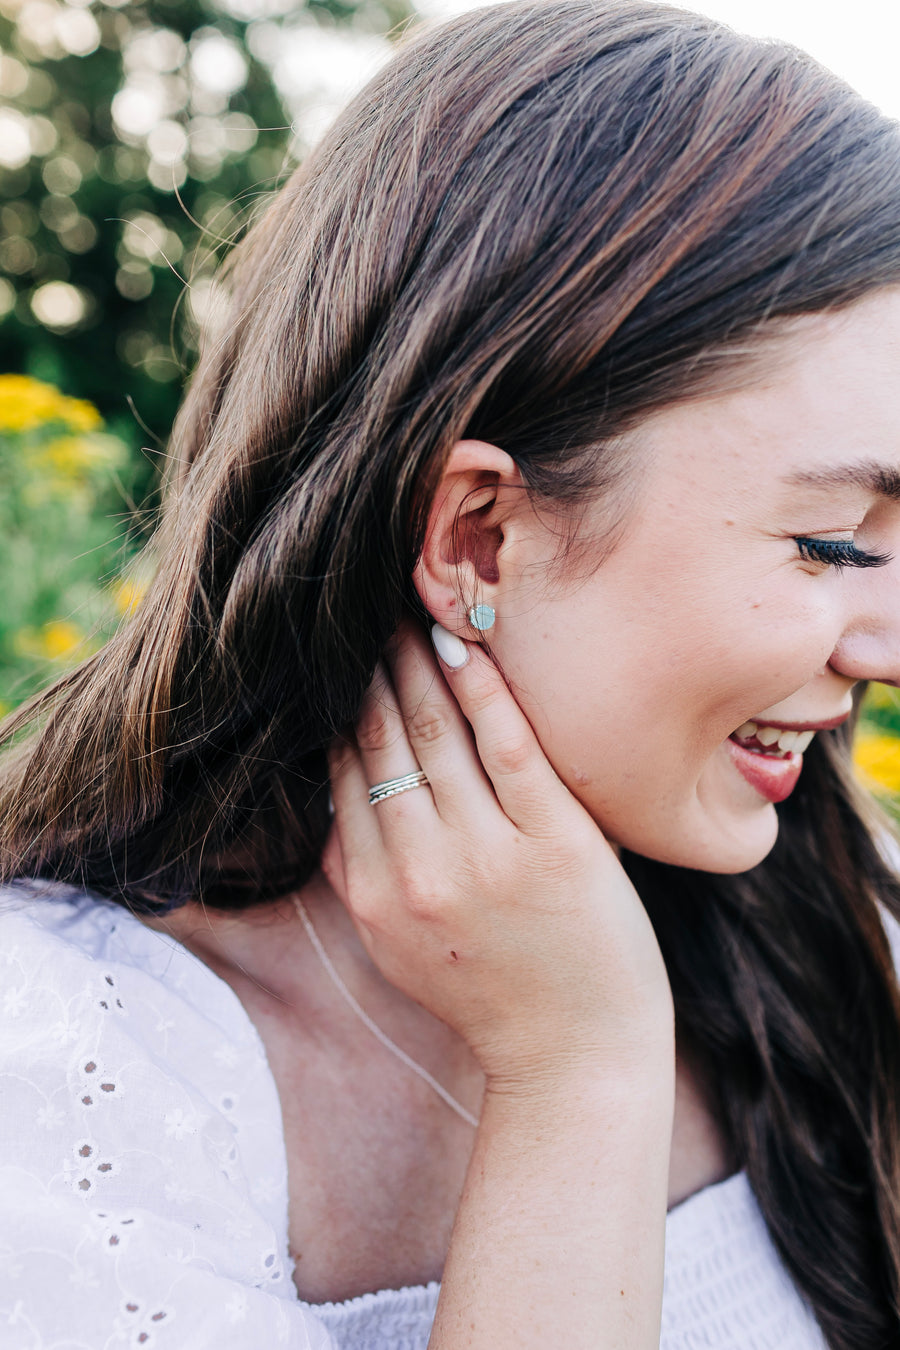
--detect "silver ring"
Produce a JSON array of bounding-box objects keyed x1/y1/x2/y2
[{"x1": 368, "y1": 770, "x2": 430, "y2": 805}]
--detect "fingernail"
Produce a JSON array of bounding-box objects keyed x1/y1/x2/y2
[{"x1": 431, "y1": 622, "x2": 469, "y2": 668}]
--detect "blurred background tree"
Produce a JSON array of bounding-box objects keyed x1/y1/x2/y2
[
  {"x1": 0, "y1": 0, "x2": 412, "y2": 512},
  {"x1": 0, "y1": 0, "x2": 413, "y2": 707}
]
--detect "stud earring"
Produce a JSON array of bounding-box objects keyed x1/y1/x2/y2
[{"x1": 468, "y1": 604, "x2": 496, "y2": 632}]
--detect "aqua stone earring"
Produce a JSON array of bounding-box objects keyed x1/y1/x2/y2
[{"x1": 468, "y1": 604, "x2": 496, "y2": 632}]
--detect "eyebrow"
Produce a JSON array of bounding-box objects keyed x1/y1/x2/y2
[{"x1": 784, "y1": 460, "x2": 900, "y2": 502}]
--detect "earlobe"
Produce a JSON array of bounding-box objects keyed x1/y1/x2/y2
[{"x1": 412, "y1": 439, "x2": 521, "y2": 635}]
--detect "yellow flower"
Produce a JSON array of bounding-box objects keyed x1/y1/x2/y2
[
  {"x1": 111, "y1": 576, "x2": 147, "y2": 615},
  {"x1": 854, "y1": 730, "x2": 900, "y2": 796},
  {"x1": 34, "y1": 432, "x2": 125, "y2": 482},
  {"x1": 14, "y1": 620, "x2": 88, "y2": 663},
  {"x1": 0, "y1": 374, "x2": 102, "y2": 435}
]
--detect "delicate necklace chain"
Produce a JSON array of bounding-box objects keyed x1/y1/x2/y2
[{"x1": 292, "y1": 896, "x2": 480, "y2": 1128}]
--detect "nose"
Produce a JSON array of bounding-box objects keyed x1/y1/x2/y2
[{"x1": 828, "y1": 562, "x2": 900, "y2": 688}]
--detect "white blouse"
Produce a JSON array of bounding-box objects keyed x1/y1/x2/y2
[{"x1": 0, "y1": 884, "x2": 828, "y2": 1349}]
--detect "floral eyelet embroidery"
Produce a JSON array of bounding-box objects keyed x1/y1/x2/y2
[
  {"x1": 93, "y1": 1211, "x2": 139, "y2": 1255},
  {"x1": 2, "y1": 894, "x2": 313, "y2": 1347},
  {"x1": 77, "y1": 1057, "x2": 120, "y2": 1106},
  {"x1": 67, "y1": 1139, "x2": 117, "y2": 1194},
  {"x1": 120, "y1": 1299, "x2": 173, "y2": 1344},
  {"x1": 98, "y1": 972, "x2": 126, "y2": 1016}
]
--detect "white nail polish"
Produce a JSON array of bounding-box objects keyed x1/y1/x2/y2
[{"x1": 431, "y1": 623, "x2": 470, "y2": 668}]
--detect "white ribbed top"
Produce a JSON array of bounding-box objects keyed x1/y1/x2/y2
[
  {"x1": 0, "y1": 884, "x2": 827, "y2": 1350},
  {"x1": 302, "y1": 1170, "x2": 825, "y2": 1350}
]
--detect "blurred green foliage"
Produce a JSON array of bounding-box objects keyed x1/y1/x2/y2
[
  {"x1": 856, "y1": 685, "x2": 900, "y2": 811},
  {"x1": 0, "y1": 0, "x2": 412, "y2": 510},
  {"x1": 0, "y1": 0, "x2": 413, "y2": 711},
  {"x1": 0, "y1": 372, "x2": 137, "y2": 709}
]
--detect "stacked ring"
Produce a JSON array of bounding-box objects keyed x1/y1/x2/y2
[{"x1": 368, "y1": 770, "x2": 430, "y2": 806}]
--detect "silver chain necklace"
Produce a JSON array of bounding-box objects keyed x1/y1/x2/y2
[{"x1": 292, "y1": 895, "x2": 480, "y2": 1128}]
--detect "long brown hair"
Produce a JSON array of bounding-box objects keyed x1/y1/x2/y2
[{"x1": 3, "y1": 2, "x2": 900, "y2": 1342}]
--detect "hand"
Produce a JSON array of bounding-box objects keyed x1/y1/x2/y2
[{"x1": 326, "y1": 620, "x2": 673, "y2": 1092}]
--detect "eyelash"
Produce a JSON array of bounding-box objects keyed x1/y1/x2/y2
[{"x1": 795, "y1": 537, "x2": 893, "y2": 570}]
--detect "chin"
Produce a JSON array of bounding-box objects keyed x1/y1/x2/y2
[{"x1": 609, "y1": 802, "x2": 780, "y2": 876}]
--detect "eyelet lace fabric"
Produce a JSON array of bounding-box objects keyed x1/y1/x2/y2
[
  {"x1": 1, "y1": 884, "x2": 832, "y2": 1349},
  {"x1": 0, "y1": 883, "x2": 334, "y2": 1350}
]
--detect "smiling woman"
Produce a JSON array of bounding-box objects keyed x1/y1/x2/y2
[
  {"x1": 421, "y1": 297, "x2": 900, "y2": 872},
  {"x1": 2, "y1": 3, "x2": 900, "y2": 1350}
]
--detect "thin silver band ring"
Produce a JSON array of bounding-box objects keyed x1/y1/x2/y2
[{"x1": 368, "y1": 770, "x2": 430, "y2": 806}]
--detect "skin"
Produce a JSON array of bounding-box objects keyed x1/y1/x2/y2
[
  {"x1": 146, "y1": 289, "x2": 900, "y2": 1346},
  {"x1": 417, "y1": 289, "x2": 900, "y2": 872}
]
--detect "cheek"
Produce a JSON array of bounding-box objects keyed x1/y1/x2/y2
[
  {"x1": 686, "y1": 588, "x2": 838, "y2": 715},
  {"x1": 496, "y1": 556, "x2": 838, "y2": 799}
]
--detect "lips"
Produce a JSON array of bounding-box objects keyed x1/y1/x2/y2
[
  {"x1": 726, "y1": 718, "x2": 822, "y2": 804},
  {"x1": 726, "y1": 737, "x2": 804, "y2": 802}
]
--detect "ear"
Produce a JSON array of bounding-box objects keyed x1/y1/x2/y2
[{"x1": 413, "y1": 440, "x2": 525, "y2": 636}]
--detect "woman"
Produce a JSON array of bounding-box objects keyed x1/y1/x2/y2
[{"x1": 2, "y1": 1, "x2": 900, "y2": 1346}]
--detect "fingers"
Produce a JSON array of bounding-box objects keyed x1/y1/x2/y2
[
  {"x1": 330, "y1": 617, "x2": 581, "y2": 887},
  {"x1": 326, "y1": 735, "x2": 382, "y2": 880},
  {"x1": 383, "y1": 625, "x2": 497, "y2": 822},
  {"x1": 427, "y1": 622, "x2": 577, "y2": 835},
  {"x1": 354, "y1": 659, "x2": 424, "y2": 791},
  {"x1": 339, "y1": 661, "x2": 443, "y2": 857}
]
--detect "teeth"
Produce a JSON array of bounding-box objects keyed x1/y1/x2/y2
[{"x1": 732, "y1": 721, "x2": 816, "y2": 753}]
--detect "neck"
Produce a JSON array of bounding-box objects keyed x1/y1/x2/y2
[
  {"x1": 139, "y1": 871, "x2": 369, "y2": 999},
  {"x1": 138, "y1": 871, "x2": 484, "y2": 1102}
]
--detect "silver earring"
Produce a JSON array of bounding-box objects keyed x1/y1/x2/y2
[{"x1": 468, "y1": 604, "x2": 495, "y2": 631}]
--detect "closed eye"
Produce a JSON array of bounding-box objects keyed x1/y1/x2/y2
[{"x1": 795, "y1": 537, "x2": 892, "y2": 569}]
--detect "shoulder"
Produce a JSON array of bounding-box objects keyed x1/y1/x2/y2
[
  {"x1": 0, "y1": 880, "x2": 264, "y2": 1056},
  {"x1": 0, "y1": 881, "x2": 279, "y2": 1192},
  {"x1": 0, "y1": 882, "x2": 335, "y2": 1349}
]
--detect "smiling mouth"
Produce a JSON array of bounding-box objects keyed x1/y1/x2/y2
[
  {"x1": 729, "y1": 720, "x2": 816, "y2": 759},
  {"x1": 725, "y1": 719, "x2": 823, "y2": 804}
]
